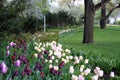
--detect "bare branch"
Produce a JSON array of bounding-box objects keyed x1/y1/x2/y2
[
  {"x1": 106, "y1": 3, "x2": 120, "y2": 18},
  {"x1": 94, "y1": 0, "x2": 111, "y2": 11}
]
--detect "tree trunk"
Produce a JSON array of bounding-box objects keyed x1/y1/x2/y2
[
  {"x1": 100, "y1": 0, "x2": 106, "y2": 29},
  {"x1": 83, "y1": 0, "x2": 95, "y2": 43}
]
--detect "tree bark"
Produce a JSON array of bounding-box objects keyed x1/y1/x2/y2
[
  {"x1": 100, "y1": 0, "x2": 107, "y2": 29},
  {"x1": 83, "y1": 0, "x2": 95, "y2": 43},
  {"x1": 100, "y1": 3, "x2": 120, "y2": 29},
  {"x1": 83, "y1": 0, "x2": 111, "y2": 44}
]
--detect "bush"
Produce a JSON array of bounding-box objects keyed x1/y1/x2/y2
[
  {"x1": 116, "y1": 20, "x2": 120, "y2": 25},
  {"x1": 0, "y1": 32, "x2": 32, "y2": 42},
  {"x1": 32, "y1": 31, "x2": 59, "y2": 42}
]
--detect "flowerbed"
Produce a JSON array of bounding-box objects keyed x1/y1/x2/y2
[{"x1": 0, "y1": 40, "x2": 116, "y2": 80}]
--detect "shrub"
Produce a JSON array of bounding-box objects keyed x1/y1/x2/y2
[
  {"x1": 116, "y1": 20, "x2": 120, "y2": 25},
  {"x1": 32, "y1": 32, "x2": 59, "y2": 42}
]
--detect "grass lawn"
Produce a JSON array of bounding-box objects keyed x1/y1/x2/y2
[{"x1": 58, "y1": 25, "x2": 120, "y2": 59}]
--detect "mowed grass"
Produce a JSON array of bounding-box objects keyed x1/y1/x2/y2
[{"x1": 59, "y1": 25, "x2": 120, "y2": 59}]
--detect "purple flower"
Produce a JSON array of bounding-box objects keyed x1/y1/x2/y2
[
  {"x1": 13, "y1": 70, "x2": 19, "y2": 76},
  {"x1": 50, "y1": 68, "x2": 59, "y2": 76},
  {"x1": 48, "y1": 56, "x2": 52, "y2": 60},
  {"x1": 9, "y1": 42, "x2": 16, "y2": 47},
  {"x1": 6, "y1": 50, "x2": 10, "y2": 55},
  {"x1": 21, "y1": 71, "x2": 26, "y2": 76},
  {"x1": 34, "y1": 62, "x2": 43, "y2": 71},
  {"x1": 23, "y1": 65, "x2": 32, "y2": 76},
  {"x1": 0, "y1": 62, "x2": 8, "y2": 74},
  {"x1": 59, "y1": 61, "x2": 65, "y2": 69},
  {"x1": 6, "y1": 46, "x2": 10, "y2": 50},
  {"x1": 26, "y1": 69, "x2": 32, "y2": 76},
  {"x1": 14, "y1": 60, "x2": 21, "y2": 67},
  {"x1": 18, "y1": 55, "x2": 23, "y2": 60},
  {"x1": 78, "y1": 75, "x2": 84, "y2": 80},
  {"x1": 44, "y1": 50, "x2": 49, "y2": 54},
  {"x1": 18, "y1": 55, "x2": 28, "y2": 64},
  {"x1": 38, "y1": 53, "x2": 42, "y2": 58},
  {"x1": 13, "y1": 52, "x2": 17, "y2": 56}
]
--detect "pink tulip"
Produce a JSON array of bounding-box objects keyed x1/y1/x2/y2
[
  {"x1": 78, "y1": 75, "x2": 84, "y2": 80},
  {"x1": 0, "y1": 62, "x2": 8, "y2": 74}
]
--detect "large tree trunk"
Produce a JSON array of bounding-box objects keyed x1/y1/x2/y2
[
  {"x1": 100, "y1": 0, "x2": 106, "y2": 29},
  {"x1": 83, "y1": 0, "x2": 95, "y2": 43}
]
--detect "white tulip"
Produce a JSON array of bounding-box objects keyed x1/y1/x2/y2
[
  {"x1": 49, "y1": 64, "x2": 53, "y2": 69},
  {"x1": 98, "y1": 70, "x2": 104, "y2": 77},
  {"x1": 69, "y1": 66, "x2": 74, "y2": 74},
  {"x1": 72, "y1": 75, "x2": 78, "y2": 80},
  {"x1": 49, "y1": 60, "x2": 52, "y2": 63},
  {"x1": 79, "y1": 56, "x2": 83, "y2": 60},
  {"x1": 54, "y1": 66, "x2": 59, "y2": 70},
  {"x1": 92, "y1": 75, "x2": 98, "y2": 80},
  {"x1": 84, "y1": 68, "x2": 91, "y2": 76},
  {"x1": 84, "y1": 59, "x2": 89, "y2": 64},
  {"x1": 110, "y1": 72, "x2": 115, "y2": 77},
  {"x1": 33, "y1": 53, "x2": 38, "y2": 58}
]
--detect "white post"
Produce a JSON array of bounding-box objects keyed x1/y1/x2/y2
[{"x1": 44, "y1": 15, "x2": 46, "y2": 32}]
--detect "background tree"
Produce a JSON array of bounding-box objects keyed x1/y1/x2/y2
[
  {"x1": 0, "y1": 0, "x2": 43, "y2": 34},
  {"x1": 83, "y1": 0, "x2": 111, "y2": 43},
  {"x1": 100, "y1": 0, "x2": 120, "y2": 29}
]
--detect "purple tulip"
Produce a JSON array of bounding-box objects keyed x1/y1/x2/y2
[
  {"x1": 21, "y1": 71, "x2": 26, "y2": 76},
  {"x1": 44, "y1": 50, "x2": 49, "y2": 54},
  {"x1": 50, "y1": 68, "x2": 59, "y2": 76},
  {"x1": 9, "y1": 42, "x2": 16, "y2": 47},
  {"x1": 23, "y1": 65, "x2": 32, "y2": 76},
  {"x1": 48, "y1": 56, "x2": 52, "y2": 60},
  {"x1": 13, "y1": 70, "x2": 19, "y2": 76},
  {"x1": 18, "y1": 55, "x2": 28, "y2": 64},
  {"x1": 26, "y1": 69, "x2": 32, "y2": 76},
  {"x1": 14, "y1": 60, "x2": 21, "y2": 67},
  {"x1": 18, "y1": 55, "x2": 23, "y2": 60},
  {"x1": 0, "y1": 62, "x2": 8, "y2": 74},
  {"x1": 38, "y1": 53, "x2": 42, "y2": 58},
  {"x1": 34, "y1": 62, "x2": 43, "y2": 71},
  {"x1": 13, "y1": 52, "x2": 17, "y2": 56},
  {"x1": 59, "y1": 61, "x2": 65, "y2": 69}
]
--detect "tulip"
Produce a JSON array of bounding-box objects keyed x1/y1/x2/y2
[
  {"x1": 6, "y1": 50, "x2": 10, "y2": 55},
  {"x1": 49, "y1": 64, "x2": 53, "y2": 69},
  {"x1": 98, "y1": 70, "x2": 104, "y2": 77},
  {"x1": 92, "y1": 75, "x2": 98, "y2": 80},
  {"x1": 84, "y1": 68, "x2": 91, "y2": 76},
  {"x1": 84, "y1": 59, "x2": 89, "y2": 64},
  {"x1": 59, "y1": 61, "x2": 65, "y2": 69},
  {"x1": 11, "y1": 55, "x2": 16, "y2": 61},
  {"x1": 65, "y1": 49, "x2": 71, "y2": 54},
  {"x1": 14, "y1": 60, "x2": 21, "y2": 67},
  {"x1": 40, "y1": 72, "x2": 44, "y2": 78},
  {"x1": 78, "y1": 75, "x2": 84, "y2": 80},
  {"x1": 72, "y1": 75, "x2": 78, "y2": 80},
  {"x1": 13, "y1": 70, "x2": 19, "y2": 76},
  {"x1": 6, "y1": 46, "x2": 10, "y2": 50},
  {"x1": 9, "y1": 42, "x2": 16, "y2": 47},
  {"x1": 33, "y1": 53, "x2": 38, "y2": 58},
  {"x1": 79, "y1": 56, "x2": 83, "y2": 60},
  {"x1": 110, "y1": 71, "x2": 115, "y2": 77},
  {"x1": 54, "y1": 66, "x2": 59, "y2": 71},
  {"x1": 0, "y1": 62, "x2": 8, "y2": 74},
  {"x1": 69, "y1": 66, "x2": 74, "y2": 74}
]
